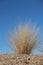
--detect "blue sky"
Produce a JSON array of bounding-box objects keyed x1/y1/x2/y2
[{"x1": 0, "y1": 0, "x2": 43, "y2": 54}]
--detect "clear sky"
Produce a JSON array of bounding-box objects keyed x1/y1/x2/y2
[{"x1": 0, "y1": 0, "x2": 43, "y2": 54}]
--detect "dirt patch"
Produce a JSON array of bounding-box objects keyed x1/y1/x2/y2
[{"x1": 0, "y1": 54, "x2": 43, "y2": 65}]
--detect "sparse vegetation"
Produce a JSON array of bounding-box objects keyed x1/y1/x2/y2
[{"x1": 9, "y1": 22, "x2": 40, "y2": 54}]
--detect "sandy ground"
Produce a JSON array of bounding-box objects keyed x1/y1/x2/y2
[{"x1": 0, "y1": 54, "x2": 43, "y2": 65}]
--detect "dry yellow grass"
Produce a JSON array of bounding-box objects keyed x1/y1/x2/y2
[{"x1": 9, "y1": 22, "x2": 40, "y2": 54}]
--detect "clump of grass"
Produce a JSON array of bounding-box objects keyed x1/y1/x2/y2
[{"x1": 9, "y1": 22, "x2": 40, "y2": 54}]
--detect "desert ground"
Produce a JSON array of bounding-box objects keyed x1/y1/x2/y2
[{"x1": 0, "y1": 54, "x2": 43, "y2": 65}]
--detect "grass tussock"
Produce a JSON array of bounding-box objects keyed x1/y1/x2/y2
[{"x1": 9, "y1": 22, "x2": 40, "y2": 54}]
